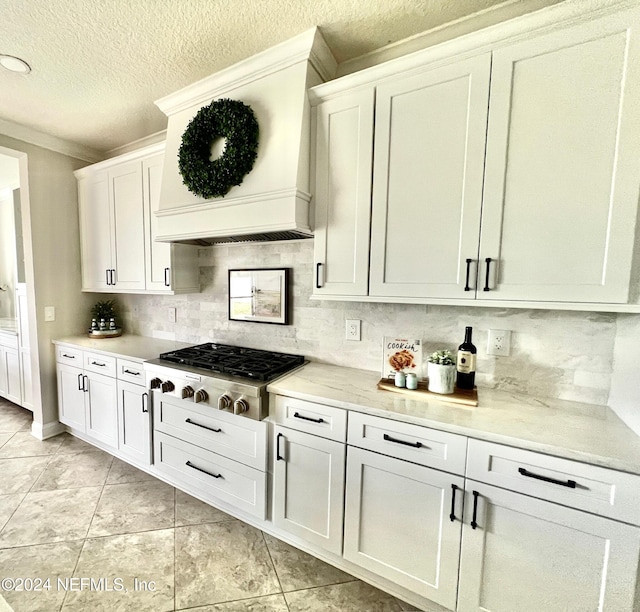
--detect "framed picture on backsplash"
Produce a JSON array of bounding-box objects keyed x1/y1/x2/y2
[
  {"x1": 228, "y1": 268, "x2": 290, "y2": 325},
  {"x1": 382, "y1": 337, "x2": 423, "y2": 380}
]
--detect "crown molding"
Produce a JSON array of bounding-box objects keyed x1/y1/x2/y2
[{"x1": 0, "y1": 117, "x2": 104, "y2": 163}]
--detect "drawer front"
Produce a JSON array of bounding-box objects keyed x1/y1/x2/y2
[
  {"x1": 0, "y1": 332, "x2": 18, "y2": 350},
  {"x1": 467, "y1": 439, "x2": 640, "y2": 525},
  {"x1": 154, "y1": 394, "x2": 267, "y2": 471},
  {"x1": 56, "y1": 345, "x2": 83, "y2": 366},
  {"x1": 347, "y1": 411, "x2": 467, "y2": 475},
  {"x1": 274, "y1": 395, "x2": 347, "y2": 442},
  {"x1": 154, "y1": 431, "x2": 266, "y2": 519},
  {"x1": 117, "y1": 358, "x2": 145, "y2": 385},
  {"x1": 84, "y1": 351, "x2": 116, "y2": 377}
]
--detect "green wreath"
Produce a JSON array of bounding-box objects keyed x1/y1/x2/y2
[{"x1": 178, "y1": 98, "x2": 259, "y2": 199}]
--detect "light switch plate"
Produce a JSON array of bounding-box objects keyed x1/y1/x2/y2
[
  {"x1": 44, "y1": 306, "x2": 55, "y2": 322},
  {"x1": 168, "y1": 307, "x2": 177, "y2": 323}
]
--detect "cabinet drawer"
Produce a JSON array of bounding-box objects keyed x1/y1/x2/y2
[
  {"x1": 466, "y1": 439, "x2": 640, "y2": 525},
  {"x1": 154, "y1": 431, "x2": 266, "y2": 519},
  {"x1": 154, "y1": 394, "x2": 267, "y2": 470},
  {"x1": 56, "y1": 345, "x2": 82, "y2": 365},
  {"x1": 0, "y1": 332, "x2": 18, "y2": 350},
  {"x1": 84, "y1": 351, "x2": 116, "y2": 377},
  {"x1": 274, "y1": 395, "x2": 347, "y2": 442},
  {"x1": 117, "y1": 358, "x2": 145, "y2": 385},
  {"x1": 347, "y1": 412, "x2": 467, "y2": 475}
]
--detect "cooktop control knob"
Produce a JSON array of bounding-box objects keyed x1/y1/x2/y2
[
  {"x1": 233, "y1": 398, "x2": 249, "y2": 415},
  {"x1": 150, "y1": 377, "x2": 162, "y2": 390},
  {"x1": 161, "y1": 380, "x2": 175, "y2": 393},
  {"x1": 217, "y1": 394, "x2": 232, "y2": 411},
  {"x1": 194, "y1": 389, "x2": 208, "y2": 403},
  {"x1": 181, "y1": 385, "x2": 194, "y2": 399}
]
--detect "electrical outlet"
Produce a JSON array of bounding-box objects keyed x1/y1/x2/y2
[
  {"x1": 345, "y1": 319, "x2": 361, "y2": 341},
  {"x1": 168, "y1": 307, "x2": 177, "y2": 323},
  {"x1": 44, "y1": 306, "x2": 55, "y2": 322},
  {"x1": 487, "y1": 329, "x2": 511, "y2": 356}
]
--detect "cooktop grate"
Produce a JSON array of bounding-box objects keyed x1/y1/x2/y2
[{"x1": 159, "y1": 343, "x2": 305, "y2": 381}]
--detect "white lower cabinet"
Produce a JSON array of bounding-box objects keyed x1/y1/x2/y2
[
  {"x1": 56, "y1": 362, "x2": 86, "y2": 431},
  {"x1": 0, "y1": 332, "x2": 21, "y2": 406},
  {"x1": 117, "y1": 380, "x2": 150, "y2": 465},
  {"x1": 272, "y1": 425, "x2": 346, "y2": 555},
  {"x1": 84, "y1": 371, "x2": 118, "y2": 448},
  {"x1": 457, "y1": 482, "x2": 640, "y2": 612}
]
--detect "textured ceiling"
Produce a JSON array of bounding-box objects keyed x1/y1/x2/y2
[{"x1": 0, "y1": 0, "x2": 561, "y2": 155}]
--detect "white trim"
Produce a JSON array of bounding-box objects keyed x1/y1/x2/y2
[
  {"x1": 0, "y1": 118, "x2": 104, "y2": 163},
  {"x1": 73, "y1": 141, "x2": 165, "y2": 177},
  {"x1": 105, "y1": 130, "x2": 167, "y2": 159},
  {"x1": 31, "y1": 420, "x2": 66, "y2": 440},
  {"x1": 155, "y1": 28, "x2": 336, "y2": 116}
]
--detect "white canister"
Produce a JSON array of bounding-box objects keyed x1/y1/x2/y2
[
  {"x1": 406, "y1": 373, "x2": 418, "y2": 390},
  {"x1": 394, "y1": 371, "x2": 406, "y2": 388}
]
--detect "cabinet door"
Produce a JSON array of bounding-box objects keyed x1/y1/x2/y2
[
  {"x1": 369, "y1": 54, "x2": 491, "y2": 298},
  {"x1": 85, "y1": 371, "x2": 118, "y2": 448},
  {"x1": 19, "y1": 350, "x2": 32, "y2": 411},
  {"x1": 313, "y1": 89, "x2": 374, "y2": 297},
  {"x1": 57, "y1": 363, "x2": 86, "y2": 431},
  {"x1": 4, "y1": 348, "x2": 21, "y2": 405},
  {"x1": 458, "y1": 482, "x2": 640, "y2": 612},
  {"x1": 272, "y1": 426, "x2": 345, "y2": 555},
  {"x1": 78, "y1": 171, "x2": 112, "y2": 291},
  {"x1": 343, "y1": 446, "x2": 463, "y2": 610},
  {"x1": 117, "y1": 380, "x2": 151, "y2": 465},
  {"x1": 0, "y1": 348, "x2": 7, "y2": 397},
  {"x1": 479, "y1": 11, "x2": 640, "y2": 303},
  {"x1": 143, "y1": 153, "x2": 172, "y2": 292},
  {"x1": 110, "y1": 161, "x2": 146, "y2": 291}
]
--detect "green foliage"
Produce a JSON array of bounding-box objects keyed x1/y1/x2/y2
[
  {"x1": 178, "y1": 98, "x2": 259, "y2": 199},
  {"x1": 91, "y1": 299, "x2": 117, "y2": 321},
  {"x1": 428, "y1": 350, "x2": 455, "y2": 365}
]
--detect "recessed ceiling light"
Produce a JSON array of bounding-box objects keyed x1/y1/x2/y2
[{"x1": 0, "y1": 55, "x2": 31, "y2": 74}]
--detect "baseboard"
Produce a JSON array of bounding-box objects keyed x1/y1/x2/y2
[{"x1": 31, "y1": 420, "x2": 66, "y2": 440}]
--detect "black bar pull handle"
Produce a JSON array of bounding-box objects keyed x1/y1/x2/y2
[
  {"x1": 91, "y1": 361, "x2": 106, "y2": 367},
  {"x1": 518, "y1": 467, "x2": 577, "y2": 489},
  {"x1": 186, "y1": 461, "x2": 222, "y2": 479},
  {"x1": 77, "y1": 373, "x2": 84, "y2": 391},
  {"x1": 111, "y1": 269, "x2": 116, "y2": 285},
  {"x1": 63, "y1": 353, "x2": 76, "y2": 359},
  {"x1": 164, "y1": 267, "x2": 171, "y2": 287},
  {"x1": 83, "y1": 375, "x2": 89, "y2": 393},
  {"x1": 464, "y1": 258, "x2": 473, "y2": 291},
  {"x1": 471, "y1": 490, "x2": 480, "y2": 529},
  {"x1": 483, "y1": 258, "x2": 492, "y2": 291},
  {"x1": 276, "y1": 433, "x2": 285, "y2": 461},
  {"x1": 185, "y1": 418, "x2": 221, "y2": 433},
  {"x1": 141, "y1": 392, "x2": 149, "y2": 413},
  {"x1": 124, "y1": 369, "x2": 140, "y2": 376},
  {"x1": 106, "y1": 269, "x2": 111, "y2": 286},
  {"x1": 316, "y1": 263, "x2": 323, "y2": 289},
  {"x1": 293, "y1": 411, "x2": 325, "y2": 424},
  {"x1": 383, "y1": 433, "x2": 423, "y2": 449},
  {"x1": 450, "y1": 484, "x2": 459, "y2": 522}
]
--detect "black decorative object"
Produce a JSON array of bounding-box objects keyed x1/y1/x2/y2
[{"x1": 178, "y1": 98, "x2": 259, "y2": 199}]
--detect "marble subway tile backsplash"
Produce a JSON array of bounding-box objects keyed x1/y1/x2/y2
[{"x1": 119, "y1": 240, "x2": 618, "y2": 406}]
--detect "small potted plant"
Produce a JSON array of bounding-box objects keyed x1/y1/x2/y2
[
  {"x1": 427, "y1": 350, "x2": 456, "y2": 394},
  {"x1": 89, "y1": 299, "x2": 121, "y2": 337}
]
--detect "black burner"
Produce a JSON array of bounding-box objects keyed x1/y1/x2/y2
[{"x1": 159, "y1": 343, "x2": 305, "y2": 381}]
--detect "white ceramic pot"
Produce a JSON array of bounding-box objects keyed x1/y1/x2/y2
[{"x1": 427, "y1": 363, "x2": 456, "y2": 394}]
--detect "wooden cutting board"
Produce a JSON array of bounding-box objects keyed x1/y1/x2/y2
[{"x1": 377, "y1": 378, "x2": 478, "y2": 407}]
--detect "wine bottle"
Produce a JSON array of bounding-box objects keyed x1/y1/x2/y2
[{"x1": 456, "y1": 326, "x2": 476, "y2": 389}]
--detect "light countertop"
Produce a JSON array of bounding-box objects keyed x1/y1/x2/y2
[
  {"x1": 0, "y1": 319, "x2": 17, "y2": 333},
  {"x1": 268, "y1": 362, "x2": 640, "y2": 475},
  {"x1": 53, "y1": 335, "x2": 190, "y2": 362}
]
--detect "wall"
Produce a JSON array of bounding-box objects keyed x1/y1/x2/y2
[
  {"x1": 0, "y1": 135, "x2": 96, "y2": 435},
  {"x1": 119, "y1": 239, "x2": 620, "y2": 407}
]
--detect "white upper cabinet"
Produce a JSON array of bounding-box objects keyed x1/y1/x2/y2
[
  {"x1": 479, "y1": 11, "x2": 640, "y2": 303},
  {"x1": 313, "y1": 89, "x2": 374, "y2": 297},
  {"x1": 76, "y1": 143, "x2": 199, "y2": 295},
  {"x1": 310, "y1": 3, "x2": 640, "y2": 311},
  {"x1": 369, "y1": 54, "x2": 491, "y2": 299}
]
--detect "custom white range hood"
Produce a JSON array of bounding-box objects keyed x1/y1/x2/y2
[{"x1": 154, "y1": 28, "x2": 336, "y2": 244}]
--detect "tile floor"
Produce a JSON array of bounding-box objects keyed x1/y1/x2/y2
[{"x1": 0, "y1": 399, "x2": 421, "y2": 612}]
